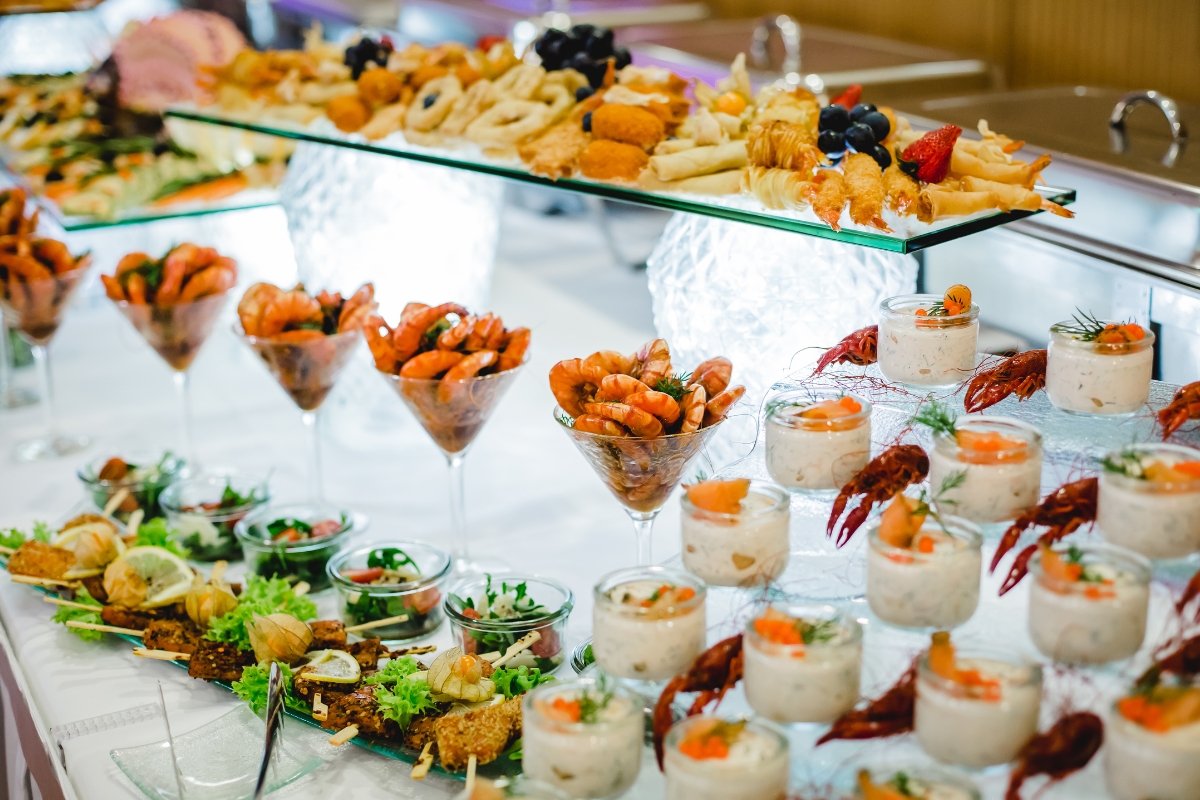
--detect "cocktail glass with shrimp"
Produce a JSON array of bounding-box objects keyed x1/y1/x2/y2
[
  {"x1": 236, "y1": 282, "x2": 375, "y2": 501},
  {"x1": 551, "y1": 342, "x2": 744, "y2": 565},
  {"x1": 0, "y1": 233, "x2": 92, "y2": 460},
  {"x1": 365, "y1": 302, "x2": 530, "y2": 574},
  {"x1": 0, "y1": 189, "x2": 38, "y2": 410},
  {"x1": 101, "y1": 245, "x2": 238, "y2": 468}
]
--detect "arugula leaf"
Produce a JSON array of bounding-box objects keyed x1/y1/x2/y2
[
  {"x1": 492, "y1": 665, "x2": 554, "y2": 699},
  {"x1": 205, "y1": 575, "x2": 317, "y2": 651},
  {"x1": 132, "y1": 517, "x2": 189, "y2": 558},
  {"x1": 367, "y1": 548, "x2": 417, "y2": 572},
  {"x1": 231, "y1": 661, "x2": 308, "y2": 715},
  {"x1": 52, "y1": 586, "x2": 103, "y2": 641}
]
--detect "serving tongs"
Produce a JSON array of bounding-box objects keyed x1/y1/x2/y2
[{"x1": 252, "y1": 661, "x2": 285, "y2": 800}]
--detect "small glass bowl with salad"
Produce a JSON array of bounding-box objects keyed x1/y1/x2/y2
[
  {"x1": 235, "y1": 504, "x2": 360, "y2": 592},
  {"x1": 445, "y1": 573, "x2": 573, "y2": 672},
  {"x1": 328, "y1": 543, "x2": 451, "y2": 641},
  {"x1": 77, "y1": 451, "x2": 186, "y2": 522},
  {"x1": 160, "y1": 472, "x2": 270, "y2": 562}
]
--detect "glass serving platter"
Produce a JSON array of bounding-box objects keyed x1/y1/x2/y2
[{"x1": 163, "y1": 106, "x2": 1076, "y2": 254}]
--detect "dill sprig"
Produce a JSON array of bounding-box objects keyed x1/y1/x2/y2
[
  {"x1": 1101, "y1": 449, "x2": 1145, "y2": 479},
  {"x1": 1053, "y1": 308, "x2": 1122, "y2": 342},
  {"x1": 910, "y1": 400, "x2": 958, "y2": 438},
  {"x1": 655, "y1": 372, "x2": 692, "y2": 402},
  {"x1": 800, "y1": 618, "x2": 838, "y2": 645},
  {"x1": 914, "y1": 470, "x2": 967, "y2": 531},
  {"x1": 926, "y1": 299, "x2": 949, "y2": 317}
]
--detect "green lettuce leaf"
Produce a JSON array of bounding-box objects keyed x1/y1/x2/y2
[
  {"x1": 373, "y1": 677, "x2": 436, "y2": 730},
  {"x1": 492, "y1": 665, "x2": 554, "y2": 699},
  {"x1": 131, "y1": 517, "x2": 190, "y2": 558},
  {"x1": 52, "y1": 586, "x2": 103, "y2": 641},
  {"x1": 231, "y1": 661, "x2": 308, "y2": 715}
]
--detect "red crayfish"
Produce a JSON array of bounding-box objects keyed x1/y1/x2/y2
[
  {"x1": 1005, "y1": 711, "x2": 1104, "y2": 800},
  {"x1": 963, "y1": 349, "x2": 1047, "y2": 414},
  {"x1": 990, "y1": 477, "x2": 1098, "y2": 595},
  {"x1": 828, "y1": 444, "x2": 929, "y2": 547},
  {"x1": 1159, "y1": 381, "x2": 1200, "y2": 440},
  {"x1": 1178, "y1": 566, "x2": 1200, "y2": 620},
  {"x1": 1139, "y1": 633, "x2": 1200, "y2": 689},
  {"x1": 652, "y1": 634, "x2": 744, "y2": 768},
  {"x1": 812, "y1": 325, "x2": 878, "y2": 375},
  {"x1": 816, "y1": 661, "x2": 916, "y2": 745}
]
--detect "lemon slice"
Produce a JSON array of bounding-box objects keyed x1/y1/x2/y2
[
  {"x1": 114, "y1": 546, "x2": 195, "y2": 608},
  {"x1": 297, "y1": 649, "x2": 361, "y2": 684}
]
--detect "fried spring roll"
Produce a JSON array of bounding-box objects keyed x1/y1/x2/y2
[
  {"x1": 649, "y1": 141, "x2": 748, "y2": 181},
  {"x1": 960, "y1": 176, "x2": 1074, "y2": 218}
]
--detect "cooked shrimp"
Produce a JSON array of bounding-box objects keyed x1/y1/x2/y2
[
  {"x1": 624, "y1": 390, "x2": 680, "y2": 425},
  {"x1": 703, "y1": 385, "x2": 745, "y2": 426},
  {"x1": 177, "y1": 265, "x2": 236, "y2": 303},
  {"x1": 101, "y1": 274, "x2": 126, "y2": 301},
  {"x1": 679, "y1": 385, "x2": 706, "y2": 433},
  {"x1": 883, "y1": 164, "x2": 920, "y2": 216},
  {"x1": 498, "y1": 327, "x2": 530, "y2": 371},
  {"x1": 635, "y1": 339, "x2": 671, "y2": 387},
  {"x1": 688, "y1": 357, "x2": 732, "y2": 396},
  {"x1": 401, "y1": 302, "x2": 431, "y2": 318},
  {"x1": 844, "y1": 152, "x2": 891, "y2": 232},
  {"x1": 807, "y1": 169, "x2": 847, "y2": 231},
  {"x1": 259, "y1": 290, "x2": 322, "y2": 336},
  {"x1": 392, "y1": 302, "x2": 469, "y2": 362},
  {"x1": 183, "y1": 247, "x2": 219, "y2": 275},
  {"x1": 484, "y1": 318, "x2": 508, "y2": 351},
  {"x1": 273, "y1": 329, "x2": 325, "y2": 342},
  {"x1": 583, "y1": 350, "x2": 634, "y2": 376},
  {"x1": 316, "y1": 290, "x2": 343, "y2": 307},
  {"x1": 549, "y1": 358, "x2": 607, "y2": 417},
  {"x1": 596, "y1": 373, "x2": 650, "y2": 402},
  {"x1": 464, "y1": 313, "x2": 500, "y2": 351},
  {"x1": 156, "y1": 244, "x2": 200, "y2": 305},
  {"x1": 364, "y1": 314, "x2": 399, "y2": 372},
  {"x1": 0, "y1": 252, "x2": 50, "y2": 281},
  {"x1": 238, "y1": 282, "x2": 283, "y2": 336},
  {"x1": 573, "y1": 414, "x2": 629, "y2": 437},
  {"x1": 438, "y1": 316, "x2": 473, "y2": 350},
  {"x1": 115, "y1": 252, "x2": 151, "y2": 277},
  {"x1": 400, "y1": 349, "x2": 465, "y2": 379},
  {"x1": 126, "y1": 273, "x2": 148, "y2": 305},
  {"x1": 337, "y1": 283, "x2": 376, "y2": 332},
  {"x1": 584, "y1": 402, "x2": 664, "y2": 438},
  {"x1": 438, "y1": 349, "x2": 497, "y2": 401},
  {"x1": 32, "y1": 239, "x2": 76, "y2": 274}
]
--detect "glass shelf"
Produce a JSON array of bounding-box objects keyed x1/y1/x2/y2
[
  {"x1": 40, "y1": 186, "x2": 280, "y2": 232},
  {"x1": 164, "y1": 106, "x2": 1076, "y2": 254}
]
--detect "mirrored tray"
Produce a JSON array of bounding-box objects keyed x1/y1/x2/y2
[{"x1": 164, "y1": 106, "x2": 1076, "y2": 254}]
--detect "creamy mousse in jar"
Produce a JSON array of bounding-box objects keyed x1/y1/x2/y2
[
  {"x1": 914, "y1": 633, "x2": 1042, "y2": 769},
  {"x1": 592, "y1": 566, "x2": 706, "y2": 682},
  {"x1": 867, "y1": 498, "x2": 982, "y2": 630},
  {"x1": 1098, "y1": 443, "x2": 1200, "y2": 560},
  {"x1": 680, "y1": 478, "x2": 789, "y2": 587},
  {"x1": 664, "y1": 716, "x2": 789, "y2": 800},
  {"x1": 765, "y1": 391, "x2": 872, "y2": 492},
  {"x1": 1045, "y1": 316, "x2": 1153, "y2": 416},
  {"x1": 927, "y1": 415, "x2": 1042, "y2": 525},
  {"x1": 1027, "y1": 543, "x2": 1151, "y2": 665},
  {"x1": 853, "y1": 767, "x2": 980, "y2": 800},
  {"x1": 743, "y1": 604, "x2": 861, "y2": 724},
  {"x1": 522, "y1": 678, "x2": 643, "y2": 799},
  {"x1": 1107, "y1": 685, "x2": 1200, "y2": 800},
  {"x1": 878, "y1": 289, "x2": 979, "y2": 388}
]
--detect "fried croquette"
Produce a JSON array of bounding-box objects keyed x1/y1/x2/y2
[
  {"x1": 579, "y1": 139, "x2": 649, "y2": 182},
  {"x1": 591, "y1": 103, "x2": 665, "y2": 151}
]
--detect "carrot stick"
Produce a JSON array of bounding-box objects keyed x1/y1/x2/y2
[{"x1": 151, "y1": 174, "x2": 248, "y2": 208}]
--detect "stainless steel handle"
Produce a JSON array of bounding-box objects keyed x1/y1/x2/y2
[
  {"x1": 750, "y1": 14, "x2": 800, "y2": 79},
  {"x1": 252, "y1": 662, "x2": 285, "y2": 800},
  {"x1": 1108, "y1": 90, "x2": 1188, "y2": 167}
]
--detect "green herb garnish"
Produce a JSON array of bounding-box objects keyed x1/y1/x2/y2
[
  {"x1": 911, "y1": 400, "x2": 958, "y2": 438},
  {"x1": 1102, "y1": 449, "x2": 1146, "y2": 479},
  {"x1": 800, "y1": 618, "x2": 838, "y2": 645},
  {"x1": 654, "y1": 372, "x2": 692, "y2": 402},
  {"x1": 1053, "y1": 308, "x2": 1118, "y2": 342},
  {"x1": 368, "y1": 547, "x2": 418, "y2": 572}
]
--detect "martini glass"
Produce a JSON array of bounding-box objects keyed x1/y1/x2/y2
[
  {"x1": 240, "y1": 327, "x2": 361, "y2": 501},
  {"x1": 113, "y1": 291, "x2": 229, "y2": 469},
  {"x1": 0, "y1": 262, "x2": 91, "y2": 460},
  {"x1": 555, "y1": 406, "x2": 725, "y2": 565},
  {"x1": 381, "y1": 360, "x2": 527, "y2": 574}
]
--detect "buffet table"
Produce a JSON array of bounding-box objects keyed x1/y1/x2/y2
[{"x1": 0, "y1": 204, "x2": 673, "y2": 799}]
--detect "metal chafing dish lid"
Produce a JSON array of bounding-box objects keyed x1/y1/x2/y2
[{"x1": 919, "y1": 86, "x2": 1200, "y2": 195}]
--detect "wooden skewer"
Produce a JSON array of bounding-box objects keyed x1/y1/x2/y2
[
  {"x1": 292, "y1": 581, "x2": 310, "y2": 598},
  {"x1": 12, "y1": 575, "x2": 80, "y2": 588},
  {"x1": 102, "y1": 488, "x2": 131, "y2": 518},
  {"x1": 126, "y1": 509, "x2": 144, "y2": 537},
  {"x1": 329, "y1": 724, "x2": 359, "y2": 746},
  {"x1": 210, "y1": 560, "x2": 227, "y2": 584},
  {"x1": 410, "y1": 742, "x2": 434, "y2": 780},
  {"x1": 389, "y1": 645, "x2": 436, "y2": 658},
  {"x1": 67, "y1": 621, "x2": 143, "y2": 636},
  {"x1": 133, "y1": 648, "x2": 190, "y2": 661},
  {"x1": 344, "y1": 614, "x2": 409, "y2": 634},
  {"x1": 490, "y1": 631, "x2": 542, "y2": 668},
  {"x1": 43, "y1": 596, "x2": 98, "y2": 612},
  {"x1": 464, "y1": 754, "x2": 477, "y2": 794},
  {"x1": 311, "y1": 692, "x2": 328, "y2": 723},
  {"x1": 0, "y1": 545, "x2": 15, "y2": 556}
]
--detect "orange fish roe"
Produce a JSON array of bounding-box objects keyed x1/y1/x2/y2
[
  {"x1": 1145, "y1": 460, "x2": 1200, "y2": 483},
  {"x1": 928, "y1": 631, "x2": 1001, "y2": 701},
  {"x1": 1095, "y1": 323, "x2": 1146, "y2": 345},
  {"x1": 635, "y1": 584, "x2": 696, "y2": 608},
  {"x1": 753, "y1": 608, "x2": 803, "y2": 646},
  {"x1": 686, "y1": 478, "x2": 750, "y2": 514},
  {"x1": 955, "y1": 429, "x2": 1028, "y2": 464},
  {"x1": 799, "y1": 396, "x2": 862, "y2": 419},
  {"x1": 542, "y1": 696, "x2": 582, "y2": 723},
  {"x1": 678, "y1": 720, "x2": 743, "y2": 761}
]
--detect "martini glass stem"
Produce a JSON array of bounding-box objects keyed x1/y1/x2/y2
[
  {"x1": 173, "y1": 371, "x2": 196, "y2": 467},
  {"x1": 629, "y1": 510, "x2": 658, "y2": 566},
  {"x1": 32, "y1": 344, "x2": 58, "y2": 438},
  {"x1": 447, "y1": 453, "x2": 469, "y2": 567},
  {"x1": 0, "y1": 323, "x2": 33, "y2": 409},
  {"x1": 302, "y1": 410, "x2": 323, "y2": 501}
]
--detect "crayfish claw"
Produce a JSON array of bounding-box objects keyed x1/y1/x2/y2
[{"x1": 998, "y1": 544, "x2": 1037, "y2": 596}]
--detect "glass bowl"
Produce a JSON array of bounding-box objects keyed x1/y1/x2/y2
[
  {"x1": 77, "y1": 450, "x2": 186, "y2": 522},
  {"x1": 327, "y1": 543, "x2": 452, "y2": 641},
  {"x1": 445, "y1": 573, "x2": 573, "y2": 670},
  {"x1": 234, "y1": 503, "x2": 359, "y2": 592},
  {"x1": 160, "y1": 472, "x2": 270, "y2": 562}
]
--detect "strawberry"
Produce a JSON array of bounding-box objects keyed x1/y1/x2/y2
[
  {"x1": 899, "y1": 124, "x2": 962, "y2": 184},
  {"x1": 829, "y1": 84, "x2": 862, "y2": 110}
]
